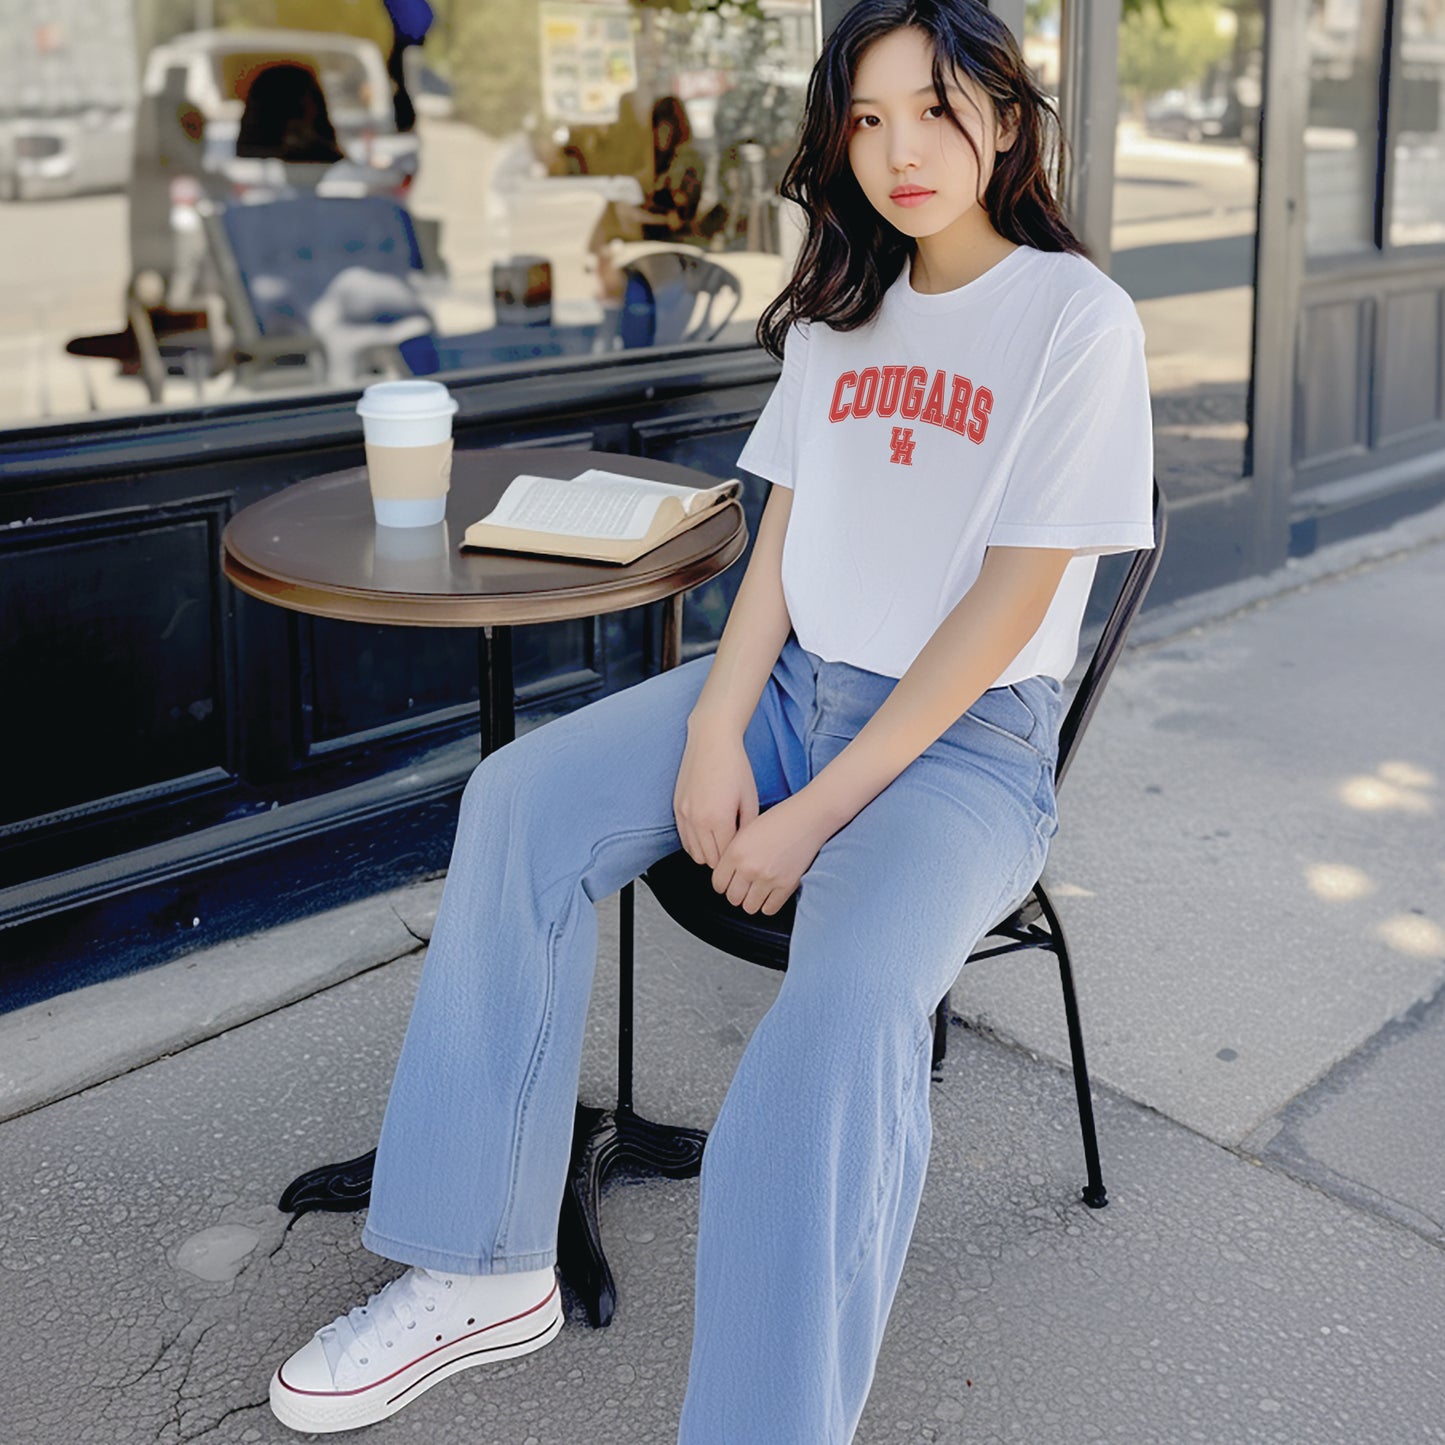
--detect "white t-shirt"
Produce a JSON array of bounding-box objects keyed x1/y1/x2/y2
[{"x1": 736, "y1": 245, "x2": 1155, "y2": 684}]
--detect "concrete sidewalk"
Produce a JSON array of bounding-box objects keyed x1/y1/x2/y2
[{"x1": 3, "y1": 505, "x2": 1445, "y2": 1444}]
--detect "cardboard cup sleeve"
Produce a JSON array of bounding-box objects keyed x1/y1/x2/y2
[{"x1": 365, "y1": 438, "x2": 454, "y2": 501}]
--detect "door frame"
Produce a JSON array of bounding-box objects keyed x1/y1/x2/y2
[{"x1": 1248, "y1": 0, "x2": 1306, "y2": 573}]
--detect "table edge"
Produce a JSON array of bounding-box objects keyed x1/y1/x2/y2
[{"x1": 221, "y1": 522, "x2": 748, "y2": 627}]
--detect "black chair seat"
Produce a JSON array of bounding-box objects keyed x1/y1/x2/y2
[
  {"x1": 641, "y1": 847, "x2": 795, "y2": 969},
  {"x1": 641, "y1": 848, "x2": 1043, "y2": 972}
]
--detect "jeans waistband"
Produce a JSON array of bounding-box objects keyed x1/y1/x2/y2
[{"x1": 797, "y1": 640, "x2": 1064, "y2": 754}]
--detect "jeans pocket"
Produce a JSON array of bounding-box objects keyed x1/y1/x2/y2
[{"x1": 965, "y1": 685, "x2": 1045, "y2": 757}]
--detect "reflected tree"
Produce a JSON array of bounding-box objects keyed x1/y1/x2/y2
[
  {"x1": 438, "y1": 0, "x2": 542, "y2": 136},
  {"x1": 214, "y1": 0, "x2": 394, "y2": 48},
  {"x1": 1119, "y1": 0, "x2": 1237, "y2": 111}
]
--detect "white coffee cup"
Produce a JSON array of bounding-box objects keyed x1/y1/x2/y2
[{"x1": 356, "y1": 379, "x2": 460, "y2": 527}]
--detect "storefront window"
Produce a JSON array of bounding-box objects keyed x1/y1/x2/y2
[
  {"x1": 1112, "y1": 0, "x2": 1264, "y2": 504},
  {"x1": 1389, "y1": 0, "x2": 1445, "y2": 246},
  {"x1": 0, "y1": 0, "x2": 814, "y2": 432},
  {"x1": 1304, "y1": 0, "x2": 1383, "y2": 256},
  {"x1": 1023, "y1": 1, "x2": 1063, "y2": 97}
]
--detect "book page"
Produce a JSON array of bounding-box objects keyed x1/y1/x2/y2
[
  {"x1": 570, "y1": 468, "x2": 725, "y2": 514},
  {"x1": 484, "y1": 474, "x2": 669, "y2": 541},
  {"x1": 482, "y1": 469, "x2": 736, "y2": 541}
]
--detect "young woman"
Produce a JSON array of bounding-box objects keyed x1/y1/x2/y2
[
  {"x1": 589, "y1": 94, "x2": 708, "y2": 298},
  {"x1": 269, "y1": 1, "x2": 1153, "y2": 1439}
]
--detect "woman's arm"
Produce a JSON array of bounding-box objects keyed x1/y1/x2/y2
[
  {"x1": 686, "y1": 484, "x2": 795, "y2": 737},
  {"x1": 710, "y1": 544, "x2": 1072, "y2": 913},
  {"x1": 672, "y1": 484, "x2": 794, "y2": 868}
]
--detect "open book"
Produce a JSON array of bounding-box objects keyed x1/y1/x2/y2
[{"x1": 462, "y1": 467, "x2": 741, "y2": 564}]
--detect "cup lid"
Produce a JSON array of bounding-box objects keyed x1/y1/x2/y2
[{"x1": 356, "y1": 379, "x2": 459, "y2": 420}]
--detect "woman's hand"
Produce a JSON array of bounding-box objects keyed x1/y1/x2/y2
[
  {"x1": 673, "y1": 721, "x2": 759, "y2": 870},
  {"x1": 712, "y1": 794, "x2": 834, "y2": 917}
]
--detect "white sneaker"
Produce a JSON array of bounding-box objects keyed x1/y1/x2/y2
[{"x1": 269, "y1": 1264, "x2": 563, "y2": 1434}]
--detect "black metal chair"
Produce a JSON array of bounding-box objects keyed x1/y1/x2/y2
[
  {"x1": 617, "y1": 250, "x2": 742, "y2": 348},
  {"x1": 560, "y1": 483, "x2": 1167, "y2": 1325}
]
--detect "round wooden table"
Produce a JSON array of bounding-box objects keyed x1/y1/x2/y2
[
  {"x1": 222, "y1": 445, "x2": 748, "y2": 1328},
  {"x1": 222, "y1": 445, "x2": 748, "y2": 751}
]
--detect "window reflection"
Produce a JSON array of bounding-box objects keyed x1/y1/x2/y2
[
  {"x1": 1112, "y1": 0, "x2": 1263, "y2": 504},
  {"x1": 1390, "y1": 0, "x2": 1445, "y2": 247},
  {"x1": 1022, "y1": 0, "x2": 1062, "y2": 95},
  {"x1": 1022, "y1": 0, "x2": 1062, "y2": 175},
  {"x1": 1304, "y1": 0, "x2": 1381, "y2": 256},
  {"x1": 2, "y1": 0, "x2": 813, "y2": 430}
]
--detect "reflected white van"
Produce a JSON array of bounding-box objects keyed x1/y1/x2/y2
[{"x1": 129, "y1": 28, "x2": 418, "y2": 291}]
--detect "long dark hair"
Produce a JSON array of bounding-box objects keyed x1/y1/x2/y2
[
  {"x1": 236, "y1": 63, "x2": 344, "y2": 165},
  {"x1": 759, "y1": 0, "x2": 1084, "y2": 359},
  {"x1": 651, "y1": 95, "x2": 692, "y2": 171}
]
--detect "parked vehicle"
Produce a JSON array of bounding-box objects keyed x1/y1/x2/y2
[
  {"x1": 1143, "y1": 83, "x2": 1259, "y2": 151},
  {"x1": 1143, "y1": 89, "x2": 1232, "y2": 143},
  {"x1": 0, "y1": 0, "x2": 137, "y2": 201},
  {"x1": 129, "y1": 28, "x2": 419, "y2": 292}
]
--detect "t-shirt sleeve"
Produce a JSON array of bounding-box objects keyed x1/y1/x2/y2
[
  {"x1": 988, "y1": 320, "x2": 1155, "y2": 555},
  {"x1": 735, "y1": 321, "x2": 809, "y2": 490}
]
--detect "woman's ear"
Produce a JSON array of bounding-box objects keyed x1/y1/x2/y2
[{"x1": 995, "y1": 102, "x2": 1019, "y2": 153}]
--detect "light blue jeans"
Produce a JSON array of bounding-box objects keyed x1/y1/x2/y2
[{"x1": 362, "y1": 633, "x2": 1063, "y2": 1443}]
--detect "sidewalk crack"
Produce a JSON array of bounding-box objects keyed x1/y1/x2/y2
[
  {"x1": 388, "y1": 899, "x2": 429, "y2": 946},
  {"x1": 177, "y1": 1397, "x2": 270, "y2": 1444}
]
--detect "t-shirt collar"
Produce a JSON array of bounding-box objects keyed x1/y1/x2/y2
[{"x1": 890, "y1": 244, "x2": 1035, "y2": 313}]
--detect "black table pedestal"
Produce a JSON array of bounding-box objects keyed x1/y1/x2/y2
[{"x1": 560, "y1": 1103, "x2": 707, "y2": 1327}]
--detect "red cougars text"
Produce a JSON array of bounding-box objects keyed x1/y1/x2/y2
[{"x1": 827, "y1": 366, "x2": 993, "y2": 444}]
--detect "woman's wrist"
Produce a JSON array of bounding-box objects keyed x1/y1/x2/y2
[
  {"x1": 685, "y1": 700, "x2": 747, "y2": 741},
  {"x1": 771, "y1": 787, "x2": 846, "y2": 851}
]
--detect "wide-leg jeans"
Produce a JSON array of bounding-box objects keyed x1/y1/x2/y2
[{"x1": 361, "y1": 633, "x2": 1063, "y2": 1444}]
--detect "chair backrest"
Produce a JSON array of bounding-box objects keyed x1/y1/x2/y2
[
  {"x1": 619, "y1": 250, "x2": 742, "y2": 347},
  {"x1": 1055, "y1": 481, "x2": 1168, "y2": 790},
  {"x1": 204, "y1": 194, "x2": 424, "y2": 344}
]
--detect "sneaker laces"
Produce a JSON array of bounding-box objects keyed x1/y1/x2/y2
[{"x1": 319, "y1": 1268, "x2": 453, "y2": 1376}]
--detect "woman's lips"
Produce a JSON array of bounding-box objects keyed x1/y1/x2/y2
[{"x1": 890, "y1": 188, "x2": 934, "y2": 208}]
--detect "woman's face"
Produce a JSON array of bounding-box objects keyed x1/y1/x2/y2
[{"x1": 846, "y1": 26, "x2": 1014, "y2": 243}]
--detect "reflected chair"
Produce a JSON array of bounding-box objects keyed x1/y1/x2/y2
[
  {"x1": 202, "y1": 193, "x2": 434, "y2": 389},
  {"x1": 617, "y1": 250, "x2": 742, "y2": 348},
  {"x1": 66, "y1": 297, "x2": 217, "y2": 406},
  {"x1": 559, "y1": 484, "x2": 1167, "y2": 1325}
]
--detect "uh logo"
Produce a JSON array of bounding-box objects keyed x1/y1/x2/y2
[{"x1": 889, "y1": 427, "x2": 916, "y2": 465}]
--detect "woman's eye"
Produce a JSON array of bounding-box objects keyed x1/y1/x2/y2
[
  {"x1": 925, "y1": 104, "x2": 947, "y2": 119},
  {"x1": 852, "y1": 114, "x2": 878, "y2": 130}
]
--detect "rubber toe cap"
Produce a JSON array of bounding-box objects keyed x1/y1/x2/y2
[{"x1": 275, "y1": 1333, "x2": 335, "y2": 1394}]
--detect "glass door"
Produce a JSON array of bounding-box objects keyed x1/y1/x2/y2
[{"x1": 1111, "y1": 0, "x2": 1266, "y2": 559}]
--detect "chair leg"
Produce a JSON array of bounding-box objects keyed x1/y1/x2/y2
[
  {"x1": 619, "y1": 879, "x2": 635, "y2": 1115},
  {"x1": 931, "y1": 990, "x2": 950, "y2": 1075},
  {"x1": 1034, "y1": 883, "x2": 1108, "y2": 1208}
]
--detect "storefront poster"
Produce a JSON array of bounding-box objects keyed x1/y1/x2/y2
[{"x1": 539, "y1": 1, "x2": 637, "y2": 124}]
